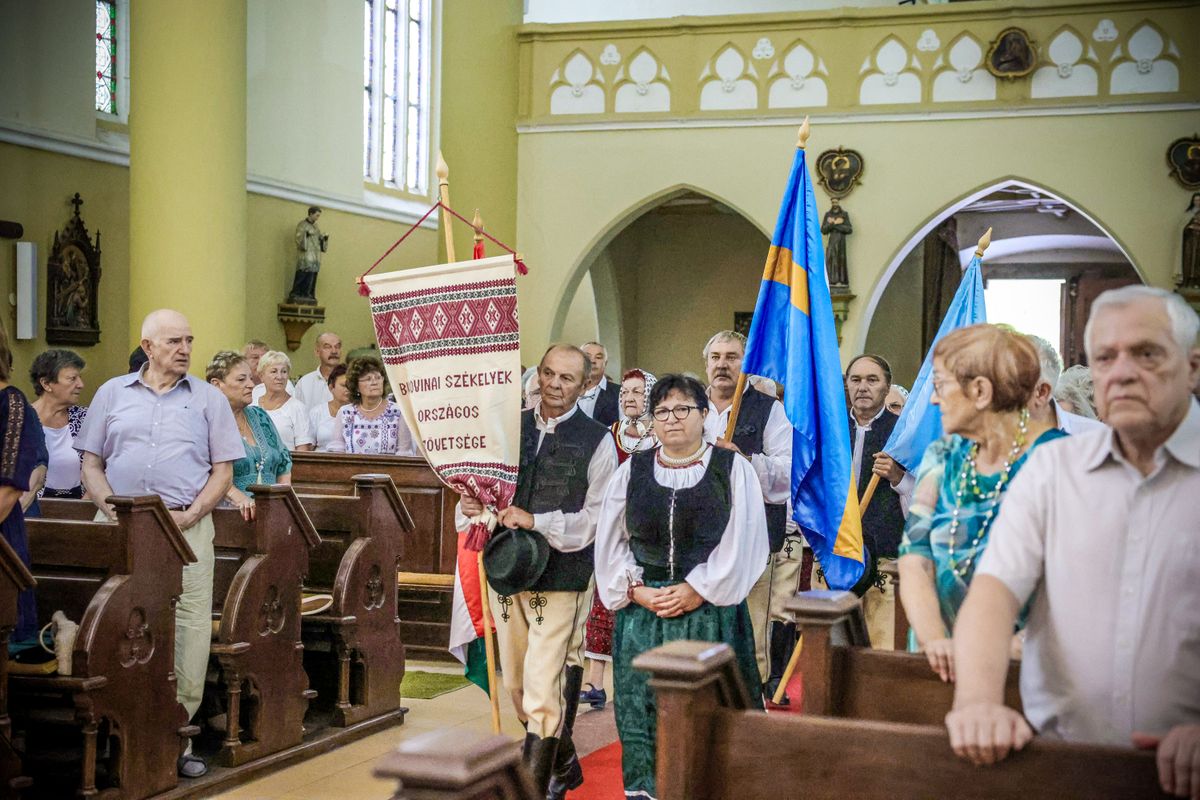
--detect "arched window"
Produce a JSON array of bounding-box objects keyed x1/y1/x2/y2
[{"x1": 364, "y1": 0, "x2": 433, "y2": 195}]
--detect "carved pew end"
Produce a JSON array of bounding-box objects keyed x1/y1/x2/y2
[{"x1": 374, "y1": 729, "x2": 537, "y2": 800}]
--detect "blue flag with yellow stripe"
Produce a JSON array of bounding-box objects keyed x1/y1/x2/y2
[
  {"x1": 882, "y1": 251, "x2": 987, "y2": 473},
  {"x1": 742, "y1": 143, "x2": 865, "y2": 591}
]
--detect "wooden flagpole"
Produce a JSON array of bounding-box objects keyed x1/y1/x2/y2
[
  {"x1": 857, "y1": 226, "x2": 993, "y2": 517},
  {"x1": 439, "y1": 153, "x2": 502, "y2": 734}
]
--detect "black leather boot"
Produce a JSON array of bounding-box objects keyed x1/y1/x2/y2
[
  {"x1": 764, "y1": 621, "x2": 797, "y2": 704},
  {"x1": 548, "y1": 665, "x2": 585, "y2": 799},
  {"x1": 523, "y1": 732, "x2": 560, "y2": 795}
]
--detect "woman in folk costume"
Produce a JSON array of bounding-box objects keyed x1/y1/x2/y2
[
  {"x1": 580, "y1": 368, "x2": 658, "y2": 710},
  {"x1": 595, "y1": 374, "x2": 767, "y2": 800}
]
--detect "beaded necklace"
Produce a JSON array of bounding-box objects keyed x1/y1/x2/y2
[
  {"x1": 615, "y1": 417, "x2": 654, "y2": 455},
  {"x1": 657, "y1": 441, "x2": 708, "y2": 469},
  {"x1": 237, "y1": 411, "x2": 265, "y2": 484},
  {"x1": 946, "y1": 409, "x2": 1029, "y2": 579}
]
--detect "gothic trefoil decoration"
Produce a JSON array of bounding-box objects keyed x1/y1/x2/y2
[{"x1": 46, "y1": 193, "x2": 102, "y2": 346}]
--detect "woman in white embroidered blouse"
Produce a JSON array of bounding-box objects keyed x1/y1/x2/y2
[
  {"x1": 253, "y1": 350, "x2": 315, "y2": 451},
  {"x1": 328, "y1": 356, "x2": 417, "y2": 455},
  {"x1": 593, "y1": 374, "x2": 768, "y2": 800}
]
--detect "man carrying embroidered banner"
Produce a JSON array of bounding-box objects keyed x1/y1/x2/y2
[{"x1": 363, "y1": 253, "x2": 523, "y2": 731}]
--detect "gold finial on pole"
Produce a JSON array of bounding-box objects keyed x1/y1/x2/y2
[
  {"x1": 437, "y1": 151, "x2": 456, "y2": 262},
  {"x1": 974, "y1": 227, "x2": 993, "y2": 258},
  {"x1": 796, "y1": 116, "x2": 811, "y2": 150}
]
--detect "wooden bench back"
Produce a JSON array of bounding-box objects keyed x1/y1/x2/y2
[
  {"x1": 0, "y1": 536, "x2": 34, "y2": 633},
  {"x1": 636, "y1": 641, "x2": 1166, "y2": 800},
  {"x1": 292, "y1": 453, "x2": 457, "y2": 577},
  {"x1": 373, "y1": 729, "x2": 539, "y2": 799},
  {"x1": 298, "y1": 474, "x2": 414, "y2": 594},
  {"x1": 787, "y1": 591, "x2": 1021, "y2": 724}
]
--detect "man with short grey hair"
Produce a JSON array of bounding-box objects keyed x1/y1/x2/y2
[
  {"x1": 1026, "y1": 334, "x2": 1105, "y2": 435},
  {"x1": 77, "y1": 309, "x2": 244, "y2": 778},
  {"x1": 947, "y1": 286, "x2": 1200, "y2": 799},
  {"x1": 578, "y1": 341, "x2": 618, "y2": 426}
]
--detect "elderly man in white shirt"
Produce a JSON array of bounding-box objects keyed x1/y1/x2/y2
[
  {"x1": 1027, "y1": 334, "x2": 1107, "y2": 435},
  {"x1": 947, "y1": 286, "x2": 1200, "y2": 800},
  {"x1": 292, "y1": 332, "x2": 342, "y2": 411}
]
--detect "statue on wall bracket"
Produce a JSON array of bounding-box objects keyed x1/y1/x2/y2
[
  {"x1": 277, "y1": 205, "x2": 328, "y2": 351},
  {"x1": 814, "y1": 147, "x2": 861, "y2": 340},
  {"x1": 46, "y1": 193, "x2": 102, "y2": 346}
]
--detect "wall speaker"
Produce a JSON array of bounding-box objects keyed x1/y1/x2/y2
[{"x1": 15, "y1": 242, "x2": 37, "y2": 340}]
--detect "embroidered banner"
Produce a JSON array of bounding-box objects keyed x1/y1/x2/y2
[{"x1": 364, "y1": 254, "x2": 521, "y2": 519}]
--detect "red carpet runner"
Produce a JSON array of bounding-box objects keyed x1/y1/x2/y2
[{"x1": 567, "y1": 669, "x2": 805, "y2": 798}]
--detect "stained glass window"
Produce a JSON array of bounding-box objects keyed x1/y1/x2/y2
[
  {"x1": 364, "y1": 0, "x2": 431, "y2": 193},
  {"x1": 95, "y1": 0, "x2": 117, "y2": 115}
]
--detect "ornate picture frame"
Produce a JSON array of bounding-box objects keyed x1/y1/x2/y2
[{"x1": 46, "y1": 194, "x2": 102, "y2": 346}]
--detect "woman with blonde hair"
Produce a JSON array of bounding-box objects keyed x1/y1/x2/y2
[
  {"x1": 252, "y1": 350, "x2": 314, "y2": 451},
  {"x1": 207, "y1": 351, "x2": 292, "y2": 519},
  {"x1": 898, "y1": 324, "x2": 1066, "y2": 682}
]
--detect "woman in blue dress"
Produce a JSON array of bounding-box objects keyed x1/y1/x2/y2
[
  {"x1": 206, "y1": 352, "x2": 292, "y2": 521},
  {"x1": 0, "y1": 328, "x2": 47, "y2": 642},
  {"x1": 898, "y1": 325, "x2": 1067, "y2": 682}
]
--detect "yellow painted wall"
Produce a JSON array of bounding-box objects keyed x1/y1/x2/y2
[
  {"x1": 243, "y1": 195, "x2": 438, "y2": 375},
  {"x1": 0, "y1": 0, "x2": 96, "y2": 138},
  {"x1": 517, "y1": 108, "x2": 1200, "y2": 367},
  {"x1": 0, "y1": 142, "x2": 130, "y2": 398},
  {"x1": 438, "y1": 0, "x2": 522, "y2": 262}
]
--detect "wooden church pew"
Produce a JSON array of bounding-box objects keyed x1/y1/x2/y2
[
  {"x1": 208, "y1": 484, "x2": 321, "y2": 767},
  {"x1": 291, "y1": 453, "x2": 459, "y2": 661},
  {"x1": 786, "y1": 590, "x2": 1021, "y2": 724},
  {"x1": 373, "y1": 728, "x2": 539, "y2": 800},
  {"x1": 0, "y1": 537, "x2": 35, "y2": 799},
  {"x1": 297, "y1": 475, "x2": 412, "y2": 727},
  {"x1": 879, "y1": 560, "x2": 909, "y2": 650},
  {"x1": 635, "y1": 640, "x2": 1166, "y2": 800},
  {"x1": 13, "y1": 496, "x2": 196, "y2": 800}
]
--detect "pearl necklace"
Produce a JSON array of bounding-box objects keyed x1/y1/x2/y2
[
  {"x1": 657, "y1": 442, "x2": 708, "y2": 468},
  {"x1": 360, "y1": 397, "x2": 385, "y2": 413},
  {"x1": 947, "y1": 409, "x2": 1029, "y2": 579}
]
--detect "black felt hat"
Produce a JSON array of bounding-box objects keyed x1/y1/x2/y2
[{"x1": 482, "y1": 527, "x2": 551, "y2": 596}]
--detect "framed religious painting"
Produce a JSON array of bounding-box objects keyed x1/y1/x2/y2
[{"x1": 46, "y1": 193, "x2": 102, "y2": 346}]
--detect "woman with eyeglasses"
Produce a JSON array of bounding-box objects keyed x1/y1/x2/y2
[
  {"x1": 594, "y1": 373, "x2": 768, "y2": 800},
  {"x1": 898, "y1": 325, "x2": 1065, "y2": 682},
  {"x1": 580, "y1": 368, "x2": 658, "y2": 711}
]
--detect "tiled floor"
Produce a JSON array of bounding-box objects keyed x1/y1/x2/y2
[{"x1": 213, "y1": 660, "x2": 613, "y2": 800}]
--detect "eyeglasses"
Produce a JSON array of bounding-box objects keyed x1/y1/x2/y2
[
  {"x1": 618, "y1": 388, "x2": 645, "y2": 397},
  {"x1": 651, "y1": 405, "x2": 702, "y2": 422}
]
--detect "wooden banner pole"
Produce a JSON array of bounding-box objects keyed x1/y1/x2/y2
[
  {"x1": 476, "y1": 550, "x2": 503, "y2": 734},
  {"x1": 436, "y1": 152, "x2": 456, "y2": 263}
]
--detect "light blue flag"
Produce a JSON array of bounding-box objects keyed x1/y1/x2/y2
[
  {"x1": 882, "y1": 250, "x2": 988, "y2": 473},
  {"x1": 741, "y1": 141, "x2": 865, "y2": 591}
]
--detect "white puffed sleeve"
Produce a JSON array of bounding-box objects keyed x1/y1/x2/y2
[
  {"x1": 592, "y1": 459, "x2": 640, "y2": 611},
  {"x1": 684, "y1": 454, "x2": 770, "y2": 606}
]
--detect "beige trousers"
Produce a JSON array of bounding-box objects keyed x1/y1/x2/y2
[
  {"x1": 862, "y1": 557, "x2": 897, "y2": 651},
  {"x1": 489, "y1": 583, "x2": 592, "y2": 739},
  {"x1": 747, "y1": 536, "x2": 804, "y2": 682},
  {"x1": 810, "y1": 555, "x2": 897, "y2": 651},
  {"x1": 92, "y1": 509, "x2": 213, "y2": 721}
]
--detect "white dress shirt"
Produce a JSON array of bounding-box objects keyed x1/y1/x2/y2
[
  {"x1": 1052, "y1": 399, "x2": 1107, "y2": 436},
  {"x1": 454, "y1": 403, "x2": 618, "y2": 554},
  {"x1": 594, "y1": 445, "x2": 769, "y2": 611},
  {"x1": 294, "y1": 369, "x2": 334, "y2": 411},
  {"x1": 978, "y1": 400, "x2": 1200, "y2": 746},
  {"x1": 702, "y1": 387, "x2": 792, "y2": 505},
  {"x1": 577, "y1": 375, "x2": 607, "y2": 420}
]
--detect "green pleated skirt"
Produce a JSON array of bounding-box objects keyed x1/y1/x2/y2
[{"x1": 612, "y1": 583, "x2": 763, "y2": 799}]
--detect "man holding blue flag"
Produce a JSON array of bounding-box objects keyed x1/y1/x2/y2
[{"x1": 738, "y1": 120, "x2": 867, "y2": 608}]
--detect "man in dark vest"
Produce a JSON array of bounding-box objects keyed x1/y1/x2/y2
[
  {"x1": 844, "y1": 354, "x2": 913, "y2": 649},
  {"x1": 462, "y1": 344, "x2": 617, "y2": 797},
  {"x1": 701, "y1": 330, "x2": 797, "y2": 701},
  {"x1": 578, "y1": 341, "x2": 620, "y2": 427}
]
